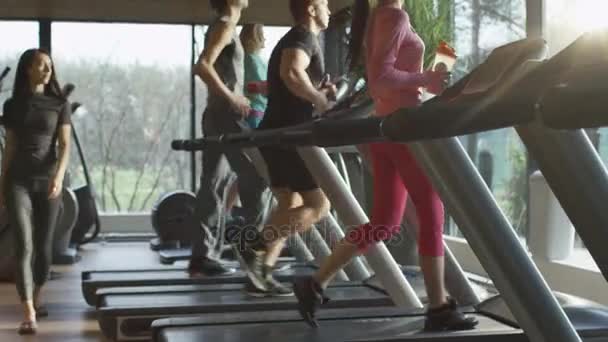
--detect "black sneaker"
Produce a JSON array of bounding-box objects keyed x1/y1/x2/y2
[
  {"x1": 187, "y1": 257, "x2": 235, "y2": 277},
  {"x1": 424, "y1": 298, "x2": 479, "y2": 332},
  {"x1": 293, "y1": 276, "x2": 329, "y2": 328},
  {"x1": 35, "y1": 306, "x2": 48, "y2": 319},
  {"x1": 233, "y1": 244, "x2": 267, "y2": 290}
]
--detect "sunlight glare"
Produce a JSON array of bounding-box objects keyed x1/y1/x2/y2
[{"x1": 574, "y1": 0, "x2": 608, "y2": 32}]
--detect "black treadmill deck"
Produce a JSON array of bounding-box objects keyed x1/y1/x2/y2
[
  {"x1": 97, "y1": 282, "x2": 395, "y2": 340},
  {"x1": 81, "y1": 260, "x2": 310, "y2": 306},
  {"x1": 152, "y1": 307, "x2": 608, "y2": 342},
  {"x1": 152, "y1": 308, "x2": 518, "y2": 342},
  {"x1": 158, "y1": 316, "x2": 510, "y2": 342}
]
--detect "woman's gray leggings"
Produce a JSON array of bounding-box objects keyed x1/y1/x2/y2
[{"x1": 5, "y1": 181, "x2": 61, "y2": 302}]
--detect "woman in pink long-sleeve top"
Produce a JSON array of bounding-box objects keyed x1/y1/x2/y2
[{"x1": 293, "y1": 0, "x2": 479, "y2": 331}]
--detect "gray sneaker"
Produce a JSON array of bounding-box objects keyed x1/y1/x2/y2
[
  {"x1": 243, "y1": 278, "x2": 269, "y2": 298},
  {"x1": 264, "y1": 274, "x2": 294, "y2": 297},
  {"x1": 243, "y1": 275, "x2": 294, "y2": 297},
  {"x1": 233, "y1": 244, "x2": 267, "y2": 290},
  {"x1": 293, "y1": 276, "x2": 329, "y2": 328}
]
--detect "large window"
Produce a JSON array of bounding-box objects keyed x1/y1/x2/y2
[
  {"x1": 52, "y1": 23, "x2": 192, "y2": 214},
  {"x1": 0, "y1": 21, "x2": 39, "y2": 174},
  {"x1": 546, "y1": 0, "x2": 608, "y2": 57},
  {"x1": 546, "y1": 0, "x2": 608, "y2": 249},
  {"x1": 546, "y1": 0, "x2": 608, "y2": 168},
  {"x1": 447, "y1": 0, "x2": 528, "y2": 238},
  {"x1": 0, "y1": 21, "x2": 39, "y2": 107}
]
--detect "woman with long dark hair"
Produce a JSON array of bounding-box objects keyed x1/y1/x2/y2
[
  {"x1": 0, "y1": 48, "x2": 71, "y2": 335},
  {"x1": 294, "y1": 0, "x2": 479, "y2": 331}
]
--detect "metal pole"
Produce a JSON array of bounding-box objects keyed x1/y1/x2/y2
[
  {"x1": 190, "y1": 25, "x2": 197, "y2": 192},
  {"x1": 516, "y1": 123, "x2": 608, "y2": 280},
  {"x1": 286, "y1": 233, "x2": 315, "y2": 263},
  {"x1": 526, "y1": 0, "x2": 546, "y2": 38},
  {"x1": 408, "y1": 138, "x2": 580, "y2": 342}
]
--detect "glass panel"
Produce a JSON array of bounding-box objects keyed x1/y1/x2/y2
[
  {"x1": 0, "y1": 21, "x2": 39, "y2": 109},
  {"x1": 52, "y1": 22, "x2": 192, "y2": 214},
  {"x1": 546, "y1": 0, "x2": 608, "y2": 57},
  {"x1": 0, "y1": 21, "x2": 39, "y2": 171},
  {"x1": 446, "y1": 0, "x2": 528, "y2": 239},
  {"x1": 546, "y1": 0, "x2": 608, "y2": 249}
]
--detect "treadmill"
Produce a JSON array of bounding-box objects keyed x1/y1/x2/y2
[
  {"x1": 96, "y1": 276, "x2": 409, "y2": 341},
  {"x1": 92, "y1": 82, "x2": 434, "y2": 341},
  {"x1": 151, "y1": 293, "x2": 608, "y2": 342},
  {"x1": 162, "y1": 37, "x2": 608, "y2": 342},
  {"x1": 92, "y1": 68, "x2": 495, "y2": 340},
  {"x1": 99, "y1": 230, "x2": 482, "y2": 342}
]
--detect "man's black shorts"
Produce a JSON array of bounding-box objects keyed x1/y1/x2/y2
[{"x1": 260, "y1": 146, "x2": 319, "y2": 192}]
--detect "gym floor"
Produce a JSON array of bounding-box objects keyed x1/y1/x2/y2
[{"x1": 0, "y1": 241, "x2": 177, "y2": 341}]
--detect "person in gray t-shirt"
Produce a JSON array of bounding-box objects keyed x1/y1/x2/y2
[
  {"x1": 188, "y1": 0, "x2": 269, "y2": 276},
  {"x1": 1, "y1": 48, "x2": 71, "y2": 335}
]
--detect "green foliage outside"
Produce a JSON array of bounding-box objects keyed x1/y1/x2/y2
[
  {"x1": 497, "y1": 134, "x2": 528, "y2": 236},
  {"x1": 404, "y1": 0, "x2": 455, "y2": 66},
  {"x1": 345, "y1": 1, "x2": 455, "y2": 81},
  {"x1": 60, "y1": 60, "x2": 193, "y2": 213}
]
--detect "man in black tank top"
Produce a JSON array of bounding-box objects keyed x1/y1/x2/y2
[
  {"x1": 259, "y1": 25, "x2": 326, "y2": 130},
  {"x1": 237, "y1": 0, "x2": 336, "y2": 297},
  {"x1": 188, "y1": 0, "x2": 270, "y2": 277}
]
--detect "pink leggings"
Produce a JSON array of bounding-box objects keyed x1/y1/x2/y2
[{"x1": 346, "y1": 142, "x2": 445, "y2": 257}]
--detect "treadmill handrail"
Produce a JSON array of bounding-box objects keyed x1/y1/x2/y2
[{"x1": 173, "y1": 38, "x2": 549, "y2": 151}]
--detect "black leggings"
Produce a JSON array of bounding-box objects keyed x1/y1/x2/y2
[{"x1": 5, "y1": 181, "x2": 61, "y2": 302}]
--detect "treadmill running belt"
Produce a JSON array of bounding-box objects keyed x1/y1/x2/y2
[
  {"x1": 155, "y1": 313, "x2": 516, "y2": 342},
  {"x1": 154, "y1": 308, "x2": 606, "y2": 342},
  {"x1": 98, "y1": 283, "x2": 394, "y2": 341},
  {"x1": 81, "y1": 261, "x2": 312, "y2": 306},
  {"x1": 100, "y1": 283, "x2": 388, "y2": 309},
  {"x1": 152, "y1": 297, "x2": 608, "y2": 342}
]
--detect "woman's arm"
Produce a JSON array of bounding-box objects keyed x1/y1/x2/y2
[
  {"x1": 194, "y1": 21, "x2": 250, "y2": 116},
  {"x1": 54, "y1": 124, "x2": 71, "y2": 181},
  {"x1": 49, "y1": 124, "x2": 70, "y2": 199}
]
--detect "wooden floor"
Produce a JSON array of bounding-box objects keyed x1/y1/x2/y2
[{"x1": 0, "y1": 241, "x2": 183, "y2": 342}]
